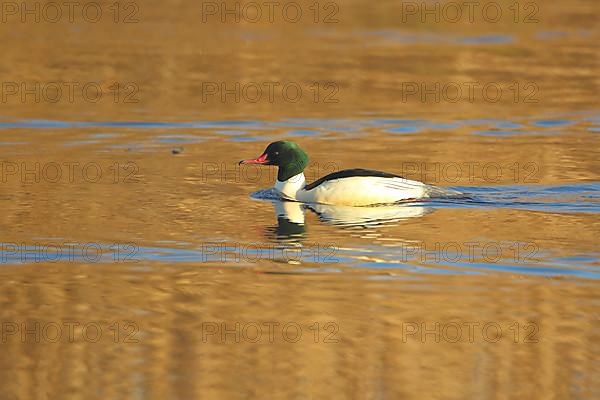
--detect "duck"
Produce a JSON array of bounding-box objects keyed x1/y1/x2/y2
[{"x1": 239, "y1": 141, "x2": 462, "y2": 206}]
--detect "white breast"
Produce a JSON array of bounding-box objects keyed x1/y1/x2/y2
[{"x1": 274, "y1": 173, "x2": 306, "y2": 200}]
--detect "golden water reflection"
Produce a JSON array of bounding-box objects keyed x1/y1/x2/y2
[{"x1": 0, "y1": 0, "x2": 599, "y2": 398}]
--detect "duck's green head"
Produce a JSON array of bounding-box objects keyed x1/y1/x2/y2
[{"x1": 239, "y1": 141, "x2": 309, "y2": 181}]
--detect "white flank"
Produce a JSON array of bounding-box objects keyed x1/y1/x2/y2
[
  {"x1": 297, "y1": 176, "x2": 429, "y2": 206},
  {"x1": 273, "y1": 172, "x2": 462, "y2": 206}
]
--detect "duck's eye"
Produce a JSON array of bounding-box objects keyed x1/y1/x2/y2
[{"x1": 274, "y1": 151, "x2": 279, "y2": 155}]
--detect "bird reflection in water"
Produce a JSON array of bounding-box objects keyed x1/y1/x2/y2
[
  {"x1": 265, "y1": 199, "x2": 432, "y2": 243},
  {"x1": 265, "y1": 200, "x2": 308, "y2": 242}
]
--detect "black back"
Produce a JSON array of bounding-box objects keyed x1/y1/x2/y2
[{"x1": 304, "y1": 169, "x2": 404, "y2": 191}]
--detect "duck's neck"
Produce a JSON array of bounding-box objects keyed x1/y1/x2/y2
[
  {"x1": 274, "y1": 173, "x2": 306, "y2": 200},
  {"x1": 277, "y1": 151, "x2": 308, "y2": 182}
]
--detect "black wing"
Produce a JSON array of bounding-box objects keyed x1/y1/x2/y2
[{"x1": 304, "y1": 169, "x2": 405, "y2": 191}]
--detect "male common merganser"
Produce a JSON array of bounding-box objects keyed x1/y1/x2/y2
[{"x1": 239, "y1": 141, "x2": 462, "y2": 206}]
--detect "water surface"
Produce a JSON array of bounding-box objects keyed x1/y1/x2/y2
[{"x1": 0, "y1": 1, "x2": 599, "y2": 399}]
